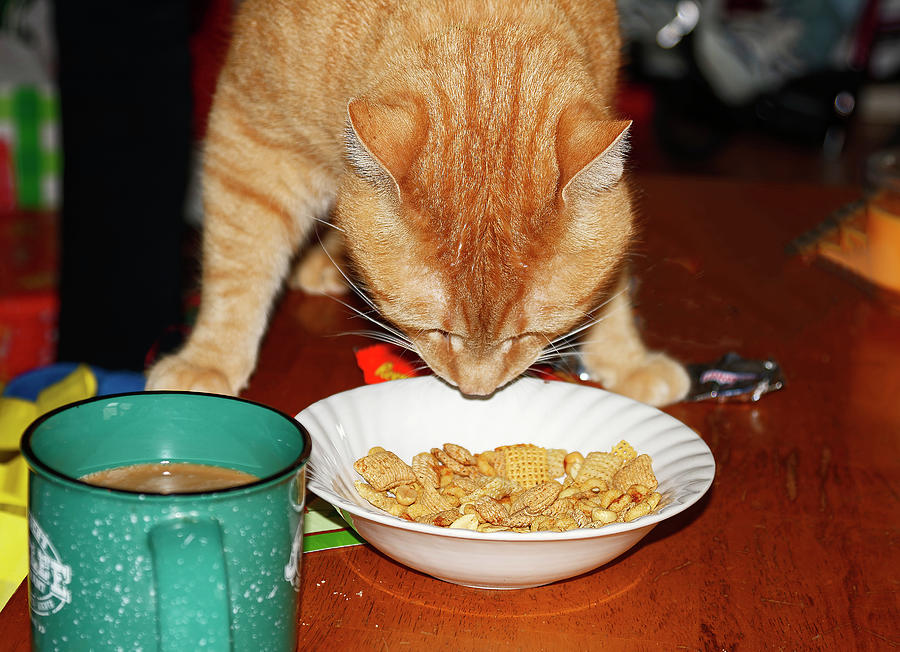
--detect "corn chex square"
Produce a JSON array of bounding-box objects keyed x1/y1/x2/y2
[
  {"x1": 610, "y1": 439, "x2": 637, "y2": 463},
  {"x1": 495, "y1": 444, "x2": 550, "y2": 489}
]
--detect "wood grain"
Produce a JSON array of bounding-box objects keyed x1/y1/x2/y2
[{"x1": 3, "y1": 175, "x2": 898, "y2": 650}]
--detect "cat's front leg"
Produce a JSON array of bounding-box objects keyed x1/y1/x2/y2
[
  {"x1": 146, "y1": 99, "x2": 333, "y2": 395},
  {"x1": 580, "y1": 279, "x2": 690, "y2": 407},
  {"x1": 287, "y1": 227, "x2": 349, "y2": 295}
]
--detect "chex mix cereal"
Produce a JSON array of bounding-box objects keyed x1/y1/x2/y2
[{"x1": 352, "y1": 441, "x2": 662, "y2": 532}]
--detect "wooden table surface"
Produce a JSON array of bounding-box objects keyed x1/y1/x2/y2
[{"x1": 2, "y1": 174, "x2": 898, "y2": 650}]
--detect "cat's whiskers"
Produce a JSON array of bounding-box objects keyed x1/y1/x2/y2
[
  {"x1": 534, "y1": 345, "x2": 581, "y2": 363},
  {"x1": 586, "y1": 286, "x2": 628, "y2": 316},
  {"x1": 324, "y1": 292, "x2": 404, "y2": 338},
  {"x1": 311, "y1": 216, "x2": 344, "y2": 232},
  {"x1": 307, "y1": 232, "x2": 419, "y2": 351},
  {"x1": 534, "y1": 331, "x2": 566, "y2": 366},
  {"x1": 342, "y1": 299, "x2": 413, "y2": 346},
  {"x1": 533, "y1": 287, "x2": 629, "y2": 367},
  {"x1": 312, "y1": 229, "x2": 378, "y2": 313},
  {"x1": 534, "y1": 351, "x2": 586, "y2": 366},
  {"x1": 338, "y1": 329, "x2": 417, "y2": 352}
]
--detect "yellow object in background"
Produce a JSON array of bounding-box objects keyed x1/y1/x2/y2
[
  {"x1": 0, "y1": 398, "x2": 37, "y2": 451},
  {"x1": 35, "y1": 363, "x2": 97, "y2": 414},
  {"x1": 0, "y1": 510, "x2": 28, "y2": 611},
  {"x1": 864, "y1": 148, "x2": 900, "y2": 292},
  {"x1": 867, "y1": 191, "x2": 900, "y2": 292},
  {"x1": 0, "y1": 455, "x2": 27, "y2": 508},
  {"x1": 0, "y1": 364, "x2": 99, "y2": 612}
]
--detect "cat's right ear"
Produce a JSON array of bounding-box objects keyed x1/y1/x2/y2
[
  {"x1": 555, "y1": 102, "x2": 631, "y2": 203},
  {"x1": 345, "y1": 94, "x2": 428, "y2": 196}
]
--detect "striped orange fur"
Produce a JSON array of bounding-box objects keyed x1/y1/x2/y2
[{"x1": 146, "y1": 0, "x2": 689, "y2": 405}]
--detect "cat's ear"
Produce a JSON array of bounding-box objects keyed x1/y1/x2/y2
[
  {"x1": 345, "y1": 93, "x2": 428, "y2": 194},
  {"x1": 556, "y1": 103, "x2": 631, "y2": 202}
]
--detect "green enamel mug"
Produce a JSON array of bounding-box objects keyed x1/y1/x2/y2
[{"x1": 20, "y1": 392, "x2": 311, "y2": 651}]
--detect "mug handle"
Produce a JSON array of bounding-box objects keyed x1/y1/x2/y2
[{"x1": 149, "y1": 517, "x2": 232, "y2": 651}]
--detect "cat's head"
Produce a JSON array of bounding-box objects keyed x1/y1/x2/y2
[{"x1": 335, "y1": 91, "x2": 633, "y2": 396}]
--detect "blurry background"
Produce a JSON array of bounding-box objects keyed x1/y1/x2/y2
[
  {"x1": 619, "y1": 0, "x2": 900, "y2": 184},
  {"x1": 0, "y1": 0, "x2": 898, "y2": 383}
]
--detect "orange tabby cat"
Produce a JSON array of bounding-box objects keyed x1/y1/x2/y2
[{"x1": 146, "y1": 0, "x2": 690, "y2": 406}]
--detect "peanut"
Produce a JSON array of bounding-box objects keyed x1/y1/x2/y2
[
  {"x1": 394, "y1": 484, "x2": 418, "y2": 506},
  {"x1": 449, "y1": 513, "x2": 480, "y2": 530},
  {"x1": 563, "y1": 451, "x2": 584, "y2": 479},
  {"x1": 476, "y1": 453, "x2": 497, "y2": 477},
  {"x1": 607, "y1": 492, "x2": 633, "y2": 513},
  {"x1": 623, "y1": 500, "x2": 653, "y2": 522},
  {"x1": 591, "y1": 508, "x2": 617, "y2": 524}
]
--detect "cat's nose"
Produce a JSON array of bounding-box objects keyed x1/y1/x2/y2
[
  {"x1": 455, "y1": 381, "x2": 497, "y2": 397},
  {"x1": 454, "y1": 372, "x2": 505, "y2": 397}
]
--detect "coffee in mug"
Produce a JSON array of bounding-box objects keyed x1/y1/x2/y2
[{"x1": 80, "y1": 461, "x2": 259, "y2": 493}]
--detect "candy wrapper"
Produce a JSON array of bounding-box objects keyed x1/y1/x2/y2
[
  {"x1": 546, "y1": 350, "x2": 785, "y2": 402},
  {"x1": 354, "y1": 344, "x2": 424, "y2": 384},
  {"x1": 684, "y1": 352, "x2": 785, "y2": 402}
]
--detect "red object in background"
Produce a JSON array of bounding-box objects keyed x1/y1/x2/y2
[
  {"x1": 355, "y1": 344, "x2": 424, "y2": 384},
  {"x1": 0, "y1": 210, "x2": 57, "y2": 296},
  {"x1": 617, "y1": 83, "x2": 654, "y2": 126},
  {"x1": 0, "y1": 141, "x2": 15, "y2": 212},
  {"x1": 0, "y1": 291, "x2": 58, "y2": 384},
  {"x1": 0, "y1": 209, "x2": 59, "y2": 384},
  {"x1": 616, "y1": 82, "x2": 656, "y2": 155}
]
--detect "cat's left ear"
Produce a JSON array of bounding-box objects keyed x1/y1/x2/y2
[
  {"x1": 345, "y1": 93, "x2": 428, "y2": 195},
  {"x1": 556, "y1": 103, "x2": 631, "y2": 203}
]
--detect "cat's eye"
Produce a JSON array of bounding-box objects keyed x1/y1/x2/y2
[
  {"x1": 498, "y1": 334, "x2": 532, "y2": 353},
  {"x1": 426, "y1": 329, "x2": 462, "y2": 351},
  {"x1": 423, "y1": 331, "x2": 536, "y2": 354},
  {"x1": 499, "y1": 333, "x2": 540, "y2": 353}
]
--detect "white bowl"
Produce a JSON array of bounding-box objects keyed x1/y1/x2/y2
[{"x1": 299, "y1": 376, "x2": 714, "y2": 589}]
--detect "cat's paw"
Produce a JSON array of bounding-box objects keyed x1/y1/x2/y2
[
  {"x1": 288, "y1": 248, "x2": 349, "y2": 295},
  {"x1": 145, "y1": 354, "x2": 236, "y2": 395},
  {"x1": 607, "y1": 352, "x2": 690, "y2": 407}
]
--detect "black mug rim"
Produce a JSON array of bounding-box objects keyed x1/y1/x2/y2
[{"x1": 20, "y1": 390, "x2": 312, "y2": 498}]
